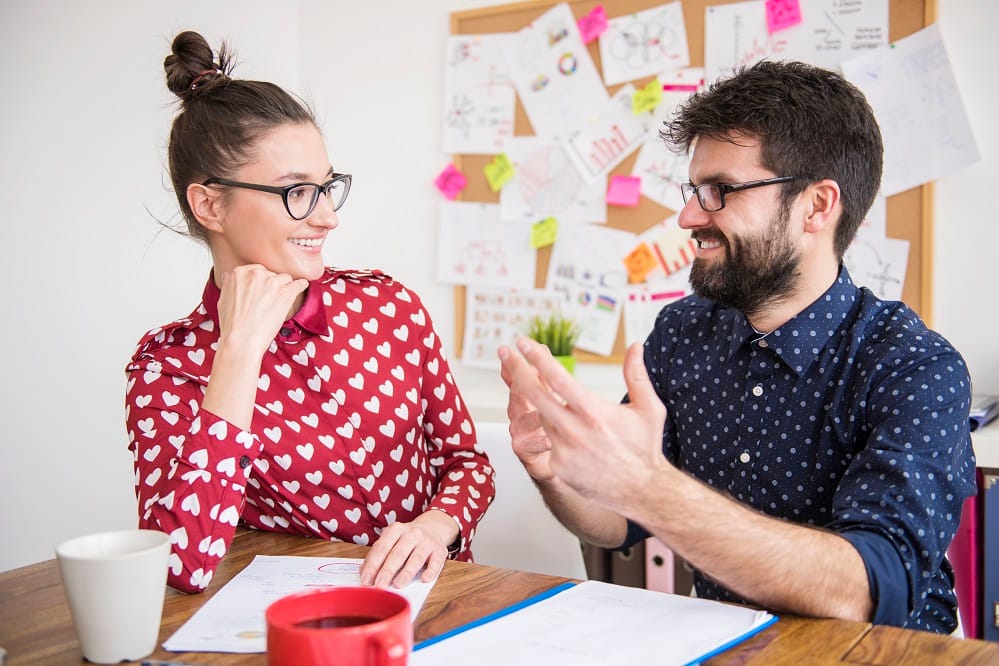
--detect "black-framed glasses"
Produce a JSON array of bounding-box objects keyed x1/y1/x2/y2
[
  {"x1": 681, "y1": 176, "x2": 797, "y2": 213},
  {"x1": 202, "y1": 173, "x2": 352, "y2": 220}
]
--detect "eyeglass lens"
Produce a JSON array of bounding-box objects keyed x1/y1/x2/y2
[
  {"x1": 682, "y1": 184, "x2": 723, "y2": 212},
  {"x1": 286, "y1": 179, "x2": 349, "y2": 219}
]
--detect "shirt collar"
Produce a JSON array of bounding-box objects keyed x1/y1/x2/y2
[
  {"x1": 201, "y1": 270, "x2": 328, "y2": 336},
  {"x1": 725, "y1": 265, "x2": 860, "y2": 376}
]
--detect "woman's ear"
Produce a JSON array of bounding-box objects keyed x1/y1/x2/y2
[
  {"x1": 803, "y1": 179, "x2": 841, "y2": 234},
  {"x1": 187, "y1": 183, "x2": 225, "y2": 234}
]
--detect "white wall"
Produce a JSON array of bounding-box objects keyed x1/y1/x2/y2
[{"x1": 0, "y1": 0, "x2": 995, "y2": 573}]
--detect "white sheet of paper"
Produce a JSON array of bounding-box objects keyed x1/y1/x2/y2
[
  {"x1": 162, "y1": 555, "x2": 437, "y2": 654},
  {"x1": 623, "y1": 284, "x2": 687, "y2": 347},
  {"x1": 410, "y1": 580, "x2": 775, "y2": 666},
  {"x1": 844, "y1": 232, "x2": 909, "y2": 301},
  {"x1": 436, "y1": 202, "x2": 536, "y2": 289},
  {"x1": 499, "y1": 136, "x2": 606, "y2": 224},
  {"x1": 841, "y1": 24, "x2": 980, "y2": 196},
  {"x1": 462, "y1": 286, "x2": 569, "y2": 369},
  {"x1": 704, "y1": 0, "x2": 890, "y2": 84},
  {"x1": 503, "y1": 2, "x2": 608, "y2": 138},
  {"x1": 546, "y1": 224, "x2": 636, "y2": 356},
  {"x1": 443, "y1": 33, "x2": 517, "y2": 155},
  {"x1": 598, "y1": 1, "x2": 690, "y2": 86},
  {"x1": 562, "y1": 84, "x2": 650, "y2": 184},
  {"x1": 631, "y1": 91, "x2": 693, "y2": 212}
]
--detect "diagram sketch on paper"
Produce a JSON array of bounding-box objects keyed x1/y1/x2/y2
[
  {"x1": 443, "y1": 34, "x2": 516, "y2": 154},
  {"x1": 843, "y1": 234, "x2": 909, "y2": 301},
  {"x1": 599, "y1": 1, "x2": 690, "y2": 86}
]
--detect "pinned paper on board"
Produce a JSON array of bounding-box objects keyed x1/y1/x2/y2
[
  {"x1": 646, "y1": 215, "x2": 697, "y2": 276},
  {"x1": 577, "y1": 5, "x2": 608, "y2": 45},
  {"x1": 844, "y1": 233, "x2": 909, "y2": 301},
  {"x1": 437, "y1": 202, "x2": 535, "y2": 289},
  {"x1": 631, "y1": 90, "x2": 694, "y2": 212},
  {"x1": 463, "y1": 286, "x2": 569, "y2": 369},
  {"x1": 623, "y1": 284, "x2": 688, "y2": 346},
  {"x1": 443, "y1": 33, "x2": 516, "y2": 154},
  {"x1": 434, "y1": 164, "x2": 467, "y2": 200},
  {"x1": 499, "y1": 136, "x2": 606, "y2": 224},
  {"x1": 598, "y1": 1, "x2": 690, "y2": 86},
  {"x1": 562, "y1": 84, "x2": 651, "y2": 184}
]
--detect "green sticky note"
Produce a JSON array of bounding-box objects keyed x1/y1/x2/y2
[
  {"x1": 484, "y1": 153, "x2": 515, "y2": 193},
  {"x1": 632, "y1": 78, "x2": 663, "y2": 115},
  {"x1": 531, "y1": 217, "x2": 558, "y2": 248}
]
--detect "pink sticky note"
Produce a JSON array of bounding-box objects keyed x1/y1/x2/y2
[
  {"x1": 765, "y1": 0, "x2": 802, "y2": 33},
  {"x1": 607, "y1": 175, "x2": 641, "y2": 207},
  {"x1": 577, "y1": 5, "x2": 608, "y2": 45},
  {"x1": 434, "y1": 163, "x2": 467, "y2": 200}
]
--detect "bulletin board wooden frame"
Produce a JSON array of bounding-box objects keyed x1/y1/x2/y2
[{"x1": 450, "y1": 0, "x2": 937, "y2": 365}]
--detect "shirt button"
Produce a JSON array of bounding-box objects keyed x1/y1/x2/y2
[
  {"x1": 758, "y1": 339, "x2": 769, "y2": 348},
  {"x1": 239, "y1": 455, "x2": 251, "y2": 469},
  {"x1": 752, "y1": 385, "x2": 764, "y2": 397},
  {"x1": 739, "y1": 451, "x2": 751, "y2": 464},
  {"x1": 279, "y1": 327, "x2": 292, "y2": 337}
]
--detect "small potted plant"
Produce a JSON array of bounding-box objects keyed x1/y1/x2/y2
[{"x1": 525, "y1": 312, "x2": 580, "y2": 375}]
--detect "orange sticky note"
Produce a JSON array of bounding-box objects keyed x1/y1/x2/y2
[
  {"x1": 484, "y1": 153, "x2": 515, "y2": 193},
  {"x1": 531, "y1": 217, "x2": 558, "y2": 248},
  {"x1": 624, "y1": 242, "x2": 658, "y2": 284}
]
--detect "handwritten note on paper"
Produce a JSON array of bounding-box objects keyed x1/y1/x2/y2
[
  {"x1": 704, "y1": 0, "x2": 889, "y2": 84},
  {"x1": 484, "y1": 153, "x2": 515, "y2": 193},
  {"x1": 632, "y1": 78, "x2": 663, "y2": 115},
  {"x1": 463, "y1": 286, "x2": 568, "y2": 369},
  {"x1": 437, "y1": 202, "x2": 536, "y2": 289},
  {"x1": 844, "y1": 233, "x2": 909, "y2": 301},
  {"x1": 766, "y1": 0, "x2": 802, "y2": 33},
  {"x1": 577, "y1": 5, "x2": 607, "y2": 45},
  {"x1": 499, "y1": 136, "x2": 606, "y2": 225},
  {"x1": 164, "y1": 556, "x2": 436, "y2": 653},
  {"x1": 598, "y1": 1, "x2": 690, "y2": 87},
  {"x1": 841, "y1": 24, "x2": 980, "y2": 196},
  {"x1": 607, "y1": 175, "x2": 642, "y2": 207},
  {"x1": 563, "y1": 84, "x2": 651, "y2": 184},
  {"x1": 443, "y1": 33, "x2": 516, "y2": 155},
  {"x1": 435, "y1": 163, "x2": 467, "y2": 200},
  {"x1": 503, "y1": 2, "x2": 608, "y2": 138},
  {"x1": 531, "y1": 217, "x2": 559, "y2": 249}
]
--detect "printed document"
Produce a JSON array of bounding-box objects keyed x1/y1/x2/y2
[{"x1": 162, "y1": 555, "x2": 436, "y2": 653}]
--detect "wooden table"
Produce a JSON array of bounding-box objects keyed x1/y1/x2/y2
[{"x1": 2, "y1": 529, "x2": 997, "y2": 665}]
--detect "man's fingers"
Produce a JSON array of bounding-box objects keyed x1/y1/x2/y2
[{"x1": 622, "y1": 343, "x2": 666, "y2": 419}]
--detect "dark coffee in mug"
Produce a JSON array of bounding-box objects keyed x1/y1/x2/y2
[{"x1": 294, "y1": 615, "x2": 382, "y2": 629}]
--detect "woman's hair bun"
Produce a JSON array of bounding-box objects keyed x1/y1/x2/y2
[{"x1": 163, "y1": 30, "x2": 233, "y2": 103}]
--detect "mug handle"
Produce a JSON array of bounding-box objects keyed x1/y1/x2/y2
[{"x1": 368, "y1": 634, "x2": 408, "y2": 666}]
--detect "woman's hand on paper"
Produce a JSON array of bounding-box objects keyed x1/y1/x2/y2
[{"x1": 359, "y1": 509, "x2": 458, "y2": 588}]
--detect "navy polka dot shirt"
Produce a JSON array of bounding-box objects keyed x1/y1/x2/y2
[{"x1": 622, "y1": 267, "x2": 976, "y2": 634}]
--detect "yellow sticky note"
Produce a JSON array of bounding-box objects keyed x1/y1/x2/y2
[
  {"x1": 484, "y1": 153, "x2": 515, "y2": 193},
  {"x1": 624, "y1": 242, "x2": 658, "y2": 283},
  {"x1": 632, "y1": 79, "x2": 663, "y2": 115},
  {"x1": 531, "y1": 217, "x2": 558, "y2": 248}
]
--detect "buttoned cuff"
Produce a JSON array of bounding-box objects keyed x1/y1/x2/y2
[{"x1": 841, "y1": 529, "x2": 909, "y2": 626}]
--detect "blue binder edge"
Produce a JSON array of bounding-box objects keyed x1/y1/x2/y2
[
  {"x1": 413, "y1": 581, "x2": 578, "y2": 651},
  {"x1": 681, "y1": 613, "x2": 780, "y2": 666}
]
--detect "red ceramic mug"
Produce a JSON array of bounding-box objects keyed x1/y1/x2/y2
[{"x1": 266, "y1": 586, "x2": 412, "y2": 666}]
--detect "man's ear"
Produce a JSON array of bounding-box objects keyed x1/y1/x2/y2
[
  {"x1": 802, "y1": 179, "x2": 841, "y2": 234},
  {"x1": 187, "y1": 183, "x2": 225, "y2": 234}
]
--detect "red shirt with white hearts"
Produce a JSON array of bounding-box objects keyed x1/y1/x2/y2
[{"x1": 126, "y1": 268, "x2": 495, "y2": 593}]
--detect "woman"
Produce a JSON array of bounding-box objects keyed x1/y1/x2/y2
[{"x1": 126, "y1": 30, "x2": 494, "y2": 594}]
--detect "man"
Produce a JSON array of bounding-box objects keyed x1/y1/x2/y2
[{"x1": 499, "y1": 60, "x2": 975, "y2": 634}]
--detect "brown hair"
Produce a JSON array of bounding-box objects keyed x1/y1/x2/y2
[
  {"x1": 662, "y1": 60, "x2": 883, "y2": 260},
  {"x1": 163, "y1": 30, "x2": 317, "y2": 241}
]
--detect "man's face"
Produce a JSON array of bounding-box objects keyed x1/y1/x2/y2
[{"x1": 678, "y1": 136, "x2": 801, "y2": 316}]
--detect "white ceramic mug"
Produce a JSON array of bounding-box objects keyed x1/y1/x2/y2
[{"x1": 55, "y1": 528, "x2": 171, "y2": 664}]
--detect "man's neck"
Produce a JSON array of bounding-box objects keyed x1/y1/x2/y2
[{"x1": 746, "y1": 259, "x2": 840, "y2": 334}]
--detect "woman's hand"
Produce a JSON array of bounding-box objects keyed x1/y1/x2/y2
[
  {"x1": 216, "y1": 264, "x2": 309, "y2": 357},
  {"x1": 359, "y1": 510, "x2": 459, "y2": 588}
]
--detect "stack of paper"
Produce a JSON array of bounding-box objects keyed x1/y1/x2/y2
[{"x1": 411, "y1": 580, "x2": 776, "y2": 666}]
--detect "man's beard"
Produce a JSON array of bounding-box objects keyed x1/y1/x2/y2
[{"x1": 688, "y1": 209, "x2": 800, "y2": 316}]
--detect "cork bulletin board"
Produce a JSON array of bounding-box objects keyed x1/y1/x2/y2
[{"x1": 449, "y1": 0, "x2": 937, "y2": 364}]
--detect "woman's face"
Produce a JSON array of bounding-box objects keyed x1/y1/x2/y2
[{"x1": 207, "y1": 122, "x2": 339, "y2": 281}]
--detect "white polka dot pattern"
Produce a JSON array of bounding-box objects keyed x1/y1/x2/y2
[
  {"x1": 628, "y1": 268, "x2": 975, "y2": 633},
  {"x1": 125, "y1": 268, "x2": 495, "y2": 594}
]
